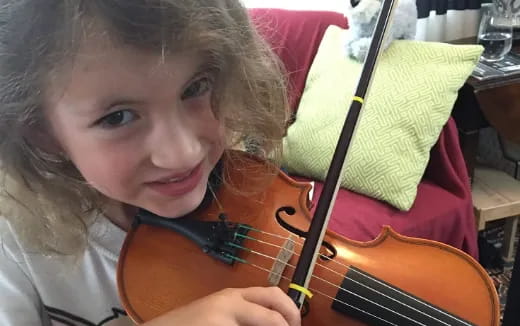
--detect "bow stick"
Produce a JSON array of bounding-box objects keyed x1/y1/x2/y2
[{"x1": 287, "y1": 0, "x2": 400, "y2": 307}]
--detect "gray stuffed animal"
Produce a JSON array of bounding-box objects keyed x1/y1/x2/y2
[{"x1": 344, "y1": 0, "x2": 418, "y2": 62}]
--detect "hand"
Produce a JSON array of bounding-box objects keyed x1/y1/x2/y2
[{"x1": 143, "y1": 286, "x2": 301, "y2": 326}]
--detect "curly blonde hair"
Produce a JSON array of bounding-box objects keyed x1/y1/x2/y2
[{"x1": 0, "y1": 0, "x2": 288, "y2": 254}]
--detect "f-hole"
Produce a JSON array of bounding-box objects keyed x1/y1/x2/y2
[
  {"x1": 275, "y1": 207, "x2": 337, "y2": 261},
  {"x1": 319, "y1": 241, "x2": 337, "y2": 261}
]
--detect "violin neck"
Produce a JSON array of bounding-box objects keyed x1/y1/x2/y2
[{"x1": 332, "y1": 267, "x2": 474, "y2": 326}]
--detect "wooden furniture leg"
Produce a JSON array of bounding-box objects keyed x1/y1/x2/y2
[{"x1": 502, "y1": 216, "x2": 519, "y2": 268}]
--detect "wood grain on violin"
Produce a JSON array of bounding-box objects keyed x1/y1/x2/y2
[{"x1": 117, "y1": 152, "x2": 500, "y2": 326}]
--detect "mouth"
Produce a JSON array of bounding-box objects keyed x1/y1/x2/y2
[{"x1": 146, "y1": 162, "x2": 204, "y2": 197}]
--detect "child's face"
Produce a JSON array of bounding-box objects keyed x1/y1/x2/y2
[{"x1": 44, "y1": 39, "x2": 225, "y2": 219}]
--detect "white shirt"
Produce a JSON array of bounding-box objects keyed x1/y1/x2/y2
[{"x1": 0, "y1": 215, "x2": 135, "y2": 326}]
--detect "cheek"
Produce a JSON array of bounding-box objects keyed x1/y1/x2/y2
[
  {"x1": 189, "y1": 96, "x2": 226, "y2": 148},
  {"x1": 203, "y1": 115, "x2": 226, "y2": 155},
  {"x1": 70, "y1": 144, "x2": 140, "y2": 195},
  {"x1": 46, "y1": 109, "x2": 139, "y2": 189},
  {"x1": 210, "y1": 125, "x2": 226, "y2": 164},
  {"x1": 199, "y1": 119, "x2": 225, "y2": 169}
]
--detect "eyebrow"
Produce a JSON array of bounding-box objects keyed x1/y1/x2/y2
[
  {"x1": 91, "y1": 59, "x2": 213, "y2": 115},
  {"x1": 99, "y1": 98, "x2": 146, "y2": 112}
]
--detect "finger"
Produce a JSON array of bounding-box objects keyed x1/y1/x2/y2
[
  {"x1": 235, "y1": 299, "x2": 289, "y2": 326},
  {"x1": 240, "y1": 287, "x2": 301, "y2": 326}
]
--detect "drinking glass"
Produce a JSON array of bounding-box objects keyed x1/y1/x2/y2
[{"x1": 478, "y1": 3, "x2": 513, "y2": 62}]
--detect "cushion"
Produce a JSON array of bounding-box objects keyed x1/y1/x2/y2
[{"x1": 282, "y1": 26, "x2": 483, "y2": 210}]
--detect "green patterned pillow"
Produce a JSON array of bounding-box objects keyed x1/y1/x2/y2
[{"x1": 282, "y1": 26, "x2": 483, "y2": 211}]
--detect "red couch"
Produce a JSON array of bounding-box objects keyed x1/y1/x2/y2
[{"x1": 248, "y1": 8, "x2": 479, "y2": 259}]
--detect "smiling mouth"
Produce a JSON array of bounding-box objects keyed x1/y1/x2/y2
[
  {"x1": 156, "y1": 170, "x2": 195, "y2": 183},
  {"x1": 146, "y1": 162, "x2": 204, "y2": 197},
  {"x1": 151, "y1": 161, "x2": 202, "y2": 183}
]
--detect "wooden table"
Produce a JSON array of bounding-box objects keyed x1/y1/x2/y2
[{"x1": 472, "y1": 166, "x2": 520, "y2": 264}]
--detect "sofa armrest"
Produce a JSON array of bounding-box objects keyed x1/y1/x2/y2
[
  {"x1": 425, "y1": 117, "x2": 472, "y2": 200},
  {"x1": 249, "y1": 8, "x2": 347, "y2": 112}
]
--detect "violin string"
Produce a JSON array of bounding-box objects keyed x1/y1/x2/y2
[
  {"x1": 239, "y1": 225, "x2": 305, "y2": 245},
  {"x1": 232, "y1": 230, "x2": 471, "y2": 326},
  {"x1": 346, "y1": 269, "x2": 471, "y2": 326},
  {"x1": 238, "y1": 258, "x2": 399, "y2": 326},
  {"x1": 239, "y1": 226, "x2": 471, "y2": 325},
  {"x1": 226, "y1": 253, "x2": 423, "y2": 326},
  {"x1": 228, "y1": 242, "x2": 368, "y2": 296},
  {"x1": 236, "y1": 227, "x2": 330, "y2": 262},
  {"x1": 229, "y1": 234, "x2": 347, "y2": 281},
  {"x1": 208, "y1": 186, "x2": 426, "y2": 323},
  {"x1": 239, "y1": 225, "x2": 334, "y2": 259},
  {"x1": 229, "y1": 244, "x2": 459, "y2": 326}
]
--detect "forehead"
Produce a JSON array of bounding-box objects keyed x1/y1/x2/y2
[
  {"x1": 73, "y1": 30, "x2": 201, "y2": 82},
  {"x1": 44, "y1": 33, "x2": 204, "y2": 111}
]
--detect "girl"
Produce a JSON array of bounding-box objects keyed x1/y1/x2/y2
[{"x1": 0, "y1": 1, "x2": 300, "y2": 325}]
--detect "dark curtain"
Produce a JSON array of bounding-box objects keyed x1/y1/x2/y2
[{"x1": 416, "y1": 0, "x2": 482, "y2": 18}]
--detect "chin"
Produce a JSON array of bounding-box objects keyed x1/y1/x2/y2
[{"x1": 138, "y1": 152, "x2": 221, "y2": 219}]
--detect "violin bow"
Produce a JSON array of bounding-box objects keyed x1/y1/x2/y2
[{"x1": 287, "y1": 0, "x2": 399, "y2": 308}]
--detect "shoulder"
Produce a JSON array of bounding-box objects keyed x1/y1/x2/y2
[
  {"x1": 0, "y1": 172, "x2": 41, "y2": 257},
  {"x1": 0, "y1": 216, "x2": 22, "y2": 255},
  {"x1": 0, "y1": 216, "x2": 33, "y2": 272}
]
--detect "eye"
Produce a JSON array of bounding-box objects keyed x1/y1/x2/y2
[
  {"x1": 97, "y1": 109, "x2": 137, "y2": 128},
  {"x1": 181, "y1": 76, "x2": 213, "y2": 100}
]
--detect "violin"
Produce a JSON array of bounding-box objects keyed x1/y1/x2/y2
[
  {"x1": 118, "y1": 151, "x2": 500, "y2": 325},
  {"x1": 117, "y1": 0, "x2": 500, "y2": 324}
]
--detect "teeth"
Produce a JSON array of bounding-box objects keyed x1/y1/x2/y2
[
  {"x1": 159, "y1": 171, "x2": 192, "y2": 183},
  {"x1": 166, "y1": 177, "x2": 183, "y2": 182}
]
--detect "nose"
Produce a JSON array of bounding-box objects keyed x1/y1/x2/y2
[{"x1": 149, "y1": 113, "x2": 203, "y2": 171}]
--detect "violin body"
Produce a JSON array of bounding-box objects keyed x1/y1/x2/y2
[{"x1": 117, "y1": 152, "x2": 500, "y2": 325}]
